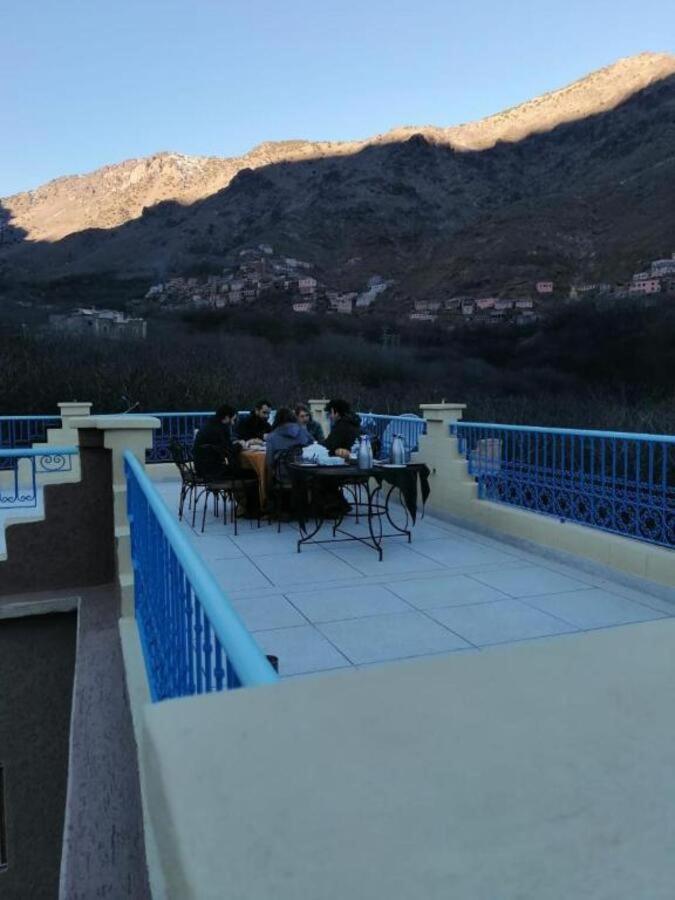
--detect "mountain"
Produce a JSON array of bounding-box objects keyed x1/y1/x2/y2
[{"x1": 2, "y1": 51, "x2": 675, "y2": 297}]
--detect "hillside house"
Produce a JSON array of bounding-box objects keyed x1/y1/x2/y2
[
  {"x1": 630, "y1": 275, "x2": 661, "y2": 295},
  {"x1": 461, "y1": 301, "x2": 476, "y2": 316},
  {"x1": 329, "y1": 293, "x2": 356, "y2": 314},
  {"x1": 298, "y1": 276, "x2": 318, "y2": 296},
  {"x1": 409, "y1": 312, "x2": 437, "y2": 322},
  {"x1": 292, "y1": 302, "x2": 315, "y2": 313},
  {"x1": 49, "y1": 307, "x2": 147, "y2": 340},
  {"x1": 650, "y1": 254, "x2": 675, "y2": 276},
  {"x1": 515, "y1": 299, "x2": 534, "y2": 310},
  {"x1": 494, "y1": 299, "x2": 514, "y2": 311},
  {"x1": 414, "y1": 300, "x2": 442, "y2": 313},
  {"x1": 536, "y1": 281, "x2": 554, "y2": 294},
  {"x1": 475, "y1": 298, "x2": 496, "y2": 311}
]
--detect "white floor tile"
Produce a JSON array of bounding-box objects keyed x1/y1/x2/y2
[
  {"x1": 229, "y1": 593, "x2": 307, "y2": 631},
  {"x1": 429, "y1": 599, "x2": 578, "y2": 646},
  {"x1": 210, "y1": 557, "x2": 272, "y2": 592},
  {"x1": 523, "y1": 588, "x2": 667, "y2": 630},
  {"x1": 252, "y1": 625, "x2": 351, "y2": 676},
  {"x1": 387, "y1": 574, "x2": 509, "y2": 610},
  {"x1": 252, "y1": 549, "x2": 362, "y2": 587},
  {"x1": 412, "y1": 537, "x2": 521, "y2": 569},
  {"x1": 318, "y1": 610, "x2": 471, "y2": 664},
  {"x1": 326, "y1": 542, "x2": 444, "y2": 577},
  {"x1": 285, "y1": 584, "x2": 409, "y2": 623},
  {"x1": 471, "y1": 565, "x2": 590, "y2": 597}
]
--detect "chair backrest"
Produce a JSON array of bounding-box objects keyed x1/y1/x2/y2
[
  {"x1": 272, "y1": 446, "x2": 303, "y2": 486},
  {"x1": 169, "y1": 440, "x2": 196, "y2": 482}
]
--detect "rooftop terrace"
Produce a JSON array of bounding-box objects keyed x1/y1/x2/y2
[
  {"x1": 1, "y1": 402, "x2": 674, "y2": 898},
  {"x1": 153, "y1": 476, "x2": 674, "y2": 677}
]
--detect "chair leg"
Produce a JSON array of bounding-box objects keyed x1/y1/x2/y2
[
  {"x1": 192, "y1": 487, "x2": 202, "y2": 528},
  {"x1": 201, "y1": 491, "x2": 210, "y2": 533}
]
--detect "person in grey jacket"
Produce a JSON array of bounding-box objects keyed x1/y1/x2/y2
[
  {"x1": 295, "y1": 403, "x2": 325, "y2": 443},
  {"x1": 266, "y1": 407, "x2": 313, "y2": 482}
]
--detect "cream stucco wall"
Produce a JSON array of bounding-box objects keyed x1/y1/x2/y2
[{"x1": 139, "y1": 620, "x2": 675, "y2": 899}]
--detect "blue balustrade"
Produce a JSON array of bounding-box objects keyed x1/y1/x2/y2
[
  {"x1": 142, "y1": 411, "x2": 213, "y2": 462},
  {"x1": 124, "y1": 450, "x2": 278, "y2": 701},
  {"x1": 358, "y1": 412, "x2": 427, "y2": 459},
  {"x1": 455, "y1": 423, "x2": 675, "y2": 549},
  {"x1": 0, "y1": 447, "x2": 77, "y2": 510},
  {"x1": 0, "y1": 415, "x2": 61, "y2": 469}
]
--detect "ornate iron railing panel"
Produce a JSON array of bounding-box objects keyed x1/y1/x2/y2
[
  {"x1": 142, "y1": 411, "x2": 214, "y2": 463},
  {"x1": 0, "y1": 447, "x2": 77, "y2": 509},
  {"x1": 124, "y1": 450, "x2": 278, "y2": 701},
  {"x1": 0, "y1": 416, "x2": 61, "y2": 469},
  {"x1": 358, "y1": 413, "x2": 427, "y2": 459},
  {"x1": 455, "y1": 423, "x2": 675, "y2": 549}
]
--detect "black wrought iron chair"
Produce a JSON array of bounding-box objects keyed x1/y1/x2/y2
[
  {"x1": 169, "y1": 440, "x2": 204, "y2": 520},
  {"x1": 268, "y1": 446, "x2": 303, "y2": 532},
  {"x1": 189, "y1": 444, "x2": 261, "y2": 535}
]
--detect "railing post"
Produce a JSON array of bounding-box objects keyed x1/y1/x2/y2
[
  {"x1": 413, "y1": 402, "x2": 475, "y2": 516},
  {"x1": 71, "y1": 415, "x2": 161, "y2": 616},
  {"x1": 308, "y1": 399, "x2": 330, "y2": 438},
  {"x1": 31, "y1": 401, "x2": 93, "y2": 484}
]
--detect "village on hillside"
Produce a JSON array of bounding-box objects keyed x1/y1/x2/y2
[{"x1": 44, "y1": 247, "x2": 675, "y2": 340}]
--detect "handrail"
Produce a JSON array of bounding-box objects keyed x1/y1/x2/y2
[
  {"x1": 124, "y1": 450, "x2": 278, "y2": 690},
  {"x1": 0, "y1": 447, "x2": 78, "y2": 458},
  {"x1": 456, "y1": 422, "x2": 675, "y2": 445},
  {"x1": 0, "y1": 415, "x2": 61, "y2": 421}
]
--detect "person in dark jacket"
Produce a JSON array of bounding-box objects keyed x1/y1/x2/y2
[
  {"x1": 236, "y1": 399, "x2": 273, "y2": 443},
  {"x1": 266, "y1": 408, "x2": 313, "y2": 482},
  {"x1": 295, "y1": 403, "x2": 325, "y2": 443},
  {"x1": 323, "y1": 399, "x2": 361, "y2": 457},
  {"x1": 193, "y1": 405, "x2": 259, "y2": 515}
]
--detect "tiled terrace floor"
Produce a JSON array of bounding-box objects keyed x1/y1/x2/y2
[{"x1": 157, "y1": 478, "x2": 675, "y2": 677}]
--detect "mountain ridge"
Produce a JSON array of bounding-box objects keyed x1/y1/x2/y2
[
  {"x1": 2, "y1": 51, "x2": 675, "y2": 299},
  {"x1": 3, "y1": 51, "x2": 673, "y2": 244}
]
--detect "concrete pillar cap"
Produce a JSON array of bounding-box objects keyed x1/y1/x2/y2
[
  {"x1": 58, "y1": 401, "x2": 93, "y2": 417},
  {"x1": 70, "y1": 415, "x2": 161, "y2": 431}
]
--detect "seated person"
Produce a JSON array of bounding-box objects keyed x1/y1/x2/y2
[
  {"x1": 193, "y1": 404, "x2": 260, "y2": 516},
  {"x1": 236, "y1": 399, "x2": 273, "y2": 444},
  {"x1": 310, "y1": 398, "x2": 361, "y2": 517},
  {"x1": 323, "y1": 399, "x2": 361, "y2": 458},
  {"x1": 266, "y1": 407, "x2": 313, "y2": 483},
  {"x1": 294, "y1": 403, "x2": 325, "y2": 443}
]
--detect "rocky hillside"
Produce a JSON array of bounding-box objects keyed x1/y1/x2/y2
[{"x1": 2, "y1": 52, "x2": 675, "y2": 296}]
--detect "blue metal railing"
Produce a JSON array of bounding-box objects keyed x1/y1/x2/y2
[
  {"x1": 124, "y1": 450, "x2": 278, "y2": 701},
  {"x1": 0, "y1": 416, "x2": 61, "y2": 469},
  {"x1": 358, "y1": 412, "x2": 427, "y2": 458},
  {"x1": 455, "y1": 423, "x2": 675, "y2": 549},
  {"x1": 0, "y1": 447, "x2": 78, "y2": 509}
]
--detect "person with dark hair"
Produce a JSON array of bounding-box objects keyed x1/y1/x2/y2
[
  {"x1": 236, "y1": 398, "x2": 273, "y2": 444},
  {"x1": 294, "y1": 403, "x2": 325, "y2": 443},
  {"x1": 193, "y1": 405, "x2": 260, "y2": 516},
  {"x1": 266, "y1": 407, "x2": 313, "y2": 481},
  {"x1": 323, "y1": 398, "x2": 361, "y2": 458}
]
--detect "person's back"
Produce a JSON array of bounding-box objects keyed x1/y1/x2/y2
[
  {"x1": 193, "y1": 416, "x2": 232, "y2": 480},
  {"x1": 266, "y1": 420, "x2": 312, "y2": 482}
]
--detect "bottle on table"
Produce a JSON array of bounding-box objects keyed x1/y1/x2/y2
[
  {"x1": 357, "y1": 436, "x2": 373, "y2": 470},
  {"x1": 391, "y1": 435, "x2": 406, "y2": 465}
]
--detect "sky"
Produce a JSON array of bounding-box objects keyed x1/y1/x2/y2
[{"x1": 2, "y1": 0, "x2": 674, "y2": 196}]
